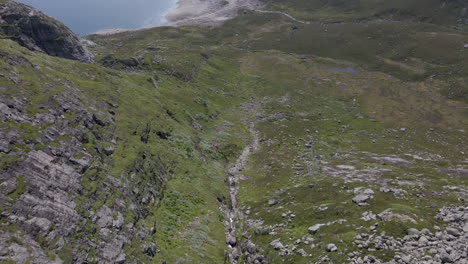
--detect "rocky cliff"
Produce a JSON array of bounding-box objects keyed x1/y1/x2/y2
[
  {"x1": 0, "y1": 9, "x2": 235, "y2": 262},
  {"x1": 0, "y1": 0, "x2": 92, "y2": 62}
]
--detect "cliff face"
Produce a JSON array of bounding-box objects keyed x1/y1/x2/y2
[
  {"x1": 0, "y1": 0, "x2": 92, "y2": 62},
  {"x1": 0, "y1": 42, "x2": 177, "y2": 263},
  {"x1": 0, "y1": 91, "x2": 122, "y2": 263}
]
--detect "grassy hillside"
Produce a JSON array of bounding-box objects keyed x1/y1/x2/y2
[
  {"x1": 0, "y1": 36, "x2": 253, "y2": 263},
  {"x1": 0, "y1": 0, "x2": 467, "y2": 263},
  {"x1": 263, "y1": 0, "x2": 468, "y2": 26}
]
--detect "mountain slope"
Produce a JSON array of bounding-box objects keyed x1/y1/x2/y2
[
  {"x1": 0, "y1": 0, "x2": 467, "y2": 263},
  {"x1": 263, "y1": 0, "x2": 468, "y2": 27}
]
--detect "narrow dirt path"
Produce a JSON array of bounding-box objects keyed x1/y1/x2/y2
[{"x1": 254, "y1": 9, "x2": 311, "y2": 24}]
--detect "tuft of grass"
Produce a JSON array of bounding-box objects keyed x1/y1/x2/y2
[
  {"x1": 7, "y1": 176, "x2": 26, "y2": 200},
  {"x1": 7, "y1": 236, "x2": 23, "y2": 246}
]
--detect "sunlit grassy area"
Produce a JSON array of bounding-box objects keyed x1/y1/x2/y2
[{"x1": 0, "y1": 0, "x2": 467, "y2": 262}]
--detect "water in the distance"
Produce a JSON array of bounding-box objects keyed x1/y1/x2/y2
[{"x1": 16, "y1": 0, "x2": 176, "y2": 35}]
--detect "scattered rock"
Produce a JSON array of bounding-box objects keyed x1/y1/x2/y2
[
  {"x1": 361, "y1": 211, "x2": 377, "y2": 221},
  {"x1": 446, "y1": 227, "x2": 460, "y2": 237},
  {"x1": 308, "y1": 224, "x2": 324, "y2": 234},
  {"x1": 421, "y1": 228, "x2": 432, "y2": 236},
  {"x1": 227, "y1": 234, "x2": 237, "y2": 247},
  {"x1": 378, "y1": 209, "x2": 417, "y2": 224},
  {"x1": 352, "y1": 194, "x2": 372, "y2": 205},
  {"x1": 99, "y1": 55, "x2": 140, "y2": 68},
  {"x1": 336, "y1": 165, "x2": 356, "y2": 170},
  {"x1": 326, "y1": 243, "x2": 338, "y2": 252},
  {"x1": 268, "y1": 198, "x2": 279, "y2": 206},
  {"x1": 440, "y1": 252, "x2": 453, "y2": 263},
  {"x1": 104, "y1": 146, "x2": 115, "y2": 156},
  {"x1": 296, "y1": 248, "x2": 307, "y2": 256},
  {"x1": 418, "y1": 236, "x2": 429, "y2": 245},
  {"x1": 372, "y1": 155, "x2": 410, "y2": 165},
  {"x1": 401, "y1": 255, "x2": 412, "y2": 263},
  {"x1": 349, "y1": 206, "x2": 468, "y2": 264},
  {"x1": 141, "y1": 243, "x2": 156, "y2": 257},
  {"x1": 380, "y1": 187, "x2": 407, "y2": 197},
  {"x1": 406, "y1": 228, "x2": 420, "y2": 236},
  {"x1": 269, "y1": 239, "x2": 284, "y2": 250}
]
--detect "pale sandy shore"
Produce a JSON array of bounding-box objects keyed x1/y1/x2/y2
[
  {"x1": 166, "y1": 0, "x2": 262, "y2": 26},
  {"x1": 93, "y1": 0, "x2": 261, "y2": 35}
]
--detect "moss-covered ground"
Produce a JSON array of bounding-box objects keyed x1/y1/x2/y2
[{"x1": 0, "y1": 0, "x2": 467, "y2": 262}]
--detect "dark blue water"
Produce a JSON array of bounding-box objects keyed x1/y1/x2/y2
[{"x1": 17, "y1": 0, "x2": 176, "y2": 35}]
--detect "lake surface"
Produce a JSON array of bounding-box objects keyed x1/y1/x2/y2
[{"x1": 17, "y1": 0, "x2": 176, "y2": 35}]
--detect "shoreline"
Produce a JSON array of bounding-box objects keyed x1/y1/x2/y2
[
  {"x1": 93, "y1": 0, "x2": 178, "y2": 36},
  {"x1": 93, "y1": 0, "x2": 262, "y2": 35}
]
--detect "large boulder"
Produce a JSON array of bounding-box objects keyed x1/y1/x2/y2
[{"x1": 0, "y1": 0, "x2": 92, "y2": 62}]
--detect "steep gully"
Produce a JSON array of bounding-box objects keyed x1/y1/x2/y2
[{"x1": 219, "y1": 108, "x2": 263, "y2": 263}]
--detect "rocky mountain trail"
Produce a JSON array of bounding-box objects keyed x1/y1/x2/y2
[
  {"x1": 253, "y1": 10, "x2": 311, "y2": 25},
  {"x1": 220, "y1": 100, "x2": 266, "y2": 264}
]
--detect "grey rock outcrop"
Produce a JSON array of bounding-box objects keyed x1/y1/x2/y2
[
  {"x1": 0, "y1": 0, "x2": 92, "y2": 62},
  {"x1": 269, "y1": 239, "x2": 284, "y2": 250},
  {"x1": 406, "y1": 228, "x2": 420, "y2": 236},
  {"x1": 0, "y1": 91, "x2": 134, "y2": 264},
  {"x1": 352, "y1": 188, "x2": 374, "y2": 206},
  {"x1": 326, "y1": 243, "x2": 338, "y2": 252},
  {"x1": 349, "y1": 206, "x2": 468, "y2": 264},
  {"x1": 308, "y1": 224, "x2": 324, "y2": 234},
  {"x1": 353, "y1": 194, "x2": 371, "y2": 205},
  {"x1": 240, "y1": 237, "x2": 266, "y2": 264}
]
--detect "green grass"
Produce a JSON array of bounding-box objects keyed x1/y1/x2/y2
[
  {"x1": 0, "y1": 0, "x2": 467, "y2": 262},
  {"x1": 264, "y1": 0, "x2": 467, "y2": 26},
  {"x1": 234, "y1": 49, "x2": 467, "y2": 263},
  {"x1": 0, "y1": 260, "x2": 16, "y2": 264},
  {"x1": 7, "y1": 176, "x2": 26, "y2": 200},
  {"x1": 0, "y1": 153, "x2": 18, "y2": 172},
  {"x1": 7, "y1": 236, "x2": 23, "y2": 246}
]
